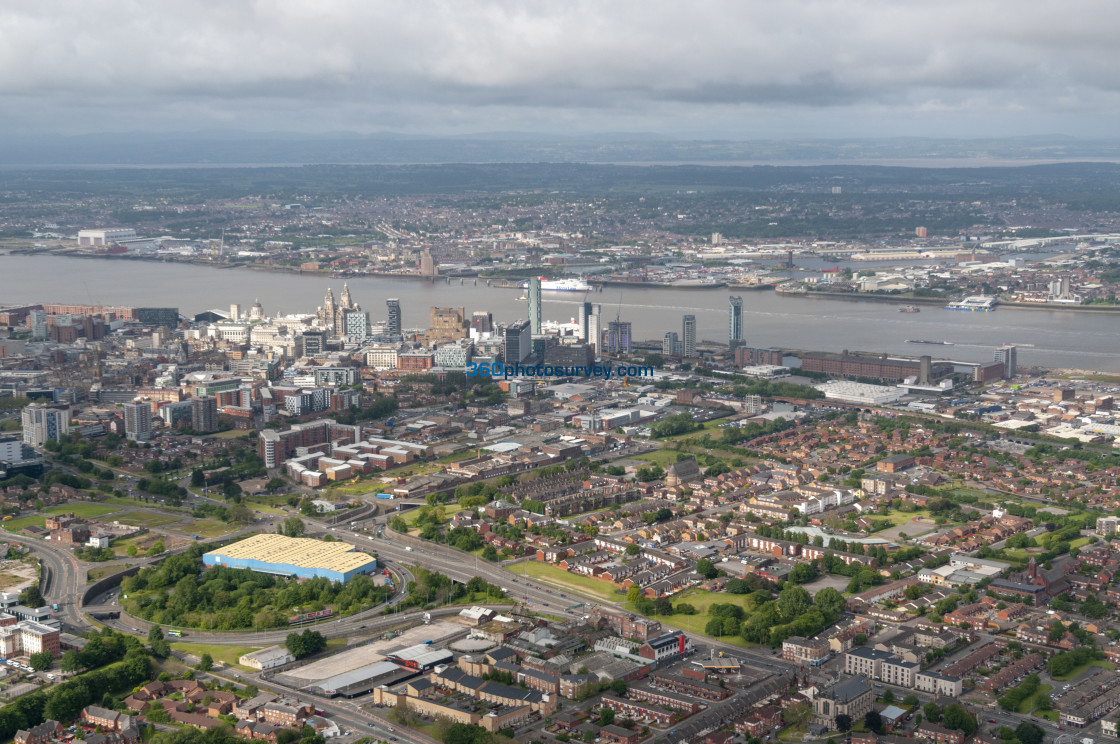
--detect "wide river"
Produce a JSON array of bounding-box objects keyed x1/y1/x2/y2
[{"x1": 1, "y1": 253, "x2": 1118, "y2": 372}]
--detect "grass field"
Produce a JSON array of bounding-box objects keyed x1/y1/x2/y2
[
  {"x1": 1017, "y1": 683, "x2": 1052, "y2": 714},
  {"x1": 1051, "y1": 659, "x2": 1116, "y2": 682},
  {"x1": 169, "y1": 642, "x2": 260, "y2": 669},
  {"x1": 44, "y1": 503, "x2": 121, "y2": 518},
  {"x1": 879, "y1": 509, "x2": 933, "y2": 526},
  {"x1": 631, "y1": 450, "x2": 680, "y2": 467},
  {"x1": 111, "y1": 534, "x2": 157, "y2": 556},
  {"x1": 206, "y1": 430, "x2": 252, "y2": 440},
  {"x1": 1070, "y1": 536, "x2": 1092, "y2": 550},
  {"x1": 185, "y1": 519, "x2": 236, "y2": 538},
  {"x1": 508, "y1": 561, "x2": 624, "y2": 603},
  {"x1": 626, "y1": 588, "x2": 757, "y2": 648},
  {"x1": 172, "y1": 636, "x2": 348, "y2": 670},
  {"x1": 114, "y1": 512, "x2": 184, "y2": 528},
  {"x1": 88, "y1": 564, "x2": 133, "y2": 582},
  {"x1": 2, "y1": 514, "x2": 46, "y2": 532},
  {"x1": 240, "y1": 496, "x2": 287, "y2": 515}
]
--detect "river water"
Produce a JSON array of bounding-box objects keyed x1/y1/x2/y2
[{"x1": 1, "y1": 253, "x2": 1118, "y2": 371}]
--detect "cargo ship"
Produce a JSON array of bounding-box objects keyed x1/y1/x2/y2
[
  {"x1": 520, "y1": 277, "x2": 592, "y2": 291},
  {"x1": 907, "y1": 339, "x2": 953, "y2": 345},
  {"x1": 898, "y1": 305, "x2": 920, "y2": 313}
]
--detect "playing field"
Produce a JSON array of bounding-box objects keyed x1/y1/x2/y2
[
  {"x1": 508, "y1": 560, "x2": 624, "y2": 602},
  {"x1": 114, "y1": 511, "x2": 185, "y2": 528},
  {"x1": 44, "y1": 503, "x2": 121, "y2": 518},
  {"x1": 184, "y1": 519, "x2": 237, "y2": 538},
  {"x1": 2, "y1": 515, "x2": 46, "y2": 532}
]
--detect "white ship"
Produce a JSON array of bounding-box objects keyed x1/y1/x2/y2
[{"x1": 521, "y1": 277, "x2": 592, "y2": 292}]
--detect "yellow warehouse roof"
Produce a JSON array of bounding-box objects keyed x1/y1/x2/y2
[{"x1": 206, "y1": 533, "x2": 376, "y2": 574}]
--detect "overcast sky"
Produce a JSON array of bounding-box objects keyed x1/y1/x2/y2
[{"x1": 4, "y1": 0, "x2": 1120, "y2": 139}]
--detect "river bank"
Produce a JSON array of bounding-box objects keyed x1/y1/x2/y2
[
  {"x1": 2, "y1": 251, "x2": 1120, "y2": 371},
  {"x1": 777, "y1": 287, "x2": 1120, "y2": 313}
]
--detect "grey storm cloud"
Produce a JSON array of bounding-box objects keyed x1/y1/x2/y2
[{"x1": 2, "y1": 0, "x2": 1120, "y2": 136}]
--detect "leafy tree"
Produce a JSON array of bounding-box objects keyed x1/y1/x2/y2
[
  {"x1": 696, "y1": 558, "x2": 718, "y2": 579},
  {"x1": 390, "y1": 516, "x2": 408, "y2": 533},
  {"x1": 196, "y1": 653, "x2": 213, "y2": 671},
  {"x1": 881, "y1": 689, "x2": 894, "y2": 704},
  {"x1": 190, "y1": 469, "x2": 205, "y2": 487},
  {"x1": 813, "y1": 587, "x2": 845, "y2": 617},
  {"x1": 625, "y1": 543, "x2": 640, "y2": 556},
  {"x1": 147, "y1": 539, "x2": 165, "y2": 556},
  {"x1": 280, "y1": 517, "x2": 305, "y2": 537},
  {"x1": 599, "y1": 708, "x2": 614, "y2": 725},
  {"x1": 19, "y1": 585, "x2": 44, "y2": 609},
  {"x1": 777, "y1": 585, "x2": 812, "y2": 622},
  {"x1": 126, "y1": 545, "x2": 139, "y2": 557},
  {"x1": 835, "y1": 714, "x2": 852, "y2": 732},
  {"x1": 286, "y1": 629, "x2": 327, "y2": 659},
  {"x1": 29, "y1": 651, "x2": 52, "y2": 671},
  {"x1": 60, "y1": 650, "x2": 83, "y2": 673},
  {"x1": 902, "y1": 694, "x2": 919, "y2": 708},
  {"x1": 864, "y1": 711, "x2": 883, "y2": 734},
  {"x1": 942, "y1": 703, "x2": 976, "y2": 735},
  {"x1": 783, "y1": 702, "x2": 812, "y2": 729},
  {"x1": 924, "y1": 702, "x2": 941, "y2": 723},
  {"x1": 1014, "y1": 723, "x2": 1045, "y2": 744}
]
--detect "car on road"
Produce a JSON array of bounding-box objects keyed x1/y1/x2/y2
[{"x1": 988, "y1": 719, "x2": 996, "y2": 723}]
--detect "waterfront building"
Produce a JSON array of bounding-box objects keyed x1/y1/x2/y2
[
  {"x1": 386, "y1": 299, "x2": 402, "y2": 337},
  {"x1": 471, "y1": 311, "x2": 493, "y2": 334},
  {"x1": 728, "y1": 296, "x2": 744, "y2": 348},
  {"x1": 606, "y1": 320, "x2": 631, "y2": 354},
  {"x1": 316, "y1": 285, "x2": 361, "y2": 335},
  {"x1": 78, "y1": 228, "x2": 136, "y2": 246},
  {"x1": 682, "y1": 314, "x2": 697, "y2": 358},
  {"x1": 428, "y1": 307, "x2": 469, "y2": 344},
  {"x1": 994, "y1": 344, "x2": 1017, "y2": 379},
  {"x1": 528, "y1": 277, "x2": 542, "y2": 335},
  {"x1": 662, "y1": 331, "x2": 681, "y2": 356},
  {"x1": 588, "y1": 305, "x2": 602, "y2": 356},
  {"x1": 343, "y1": 309, "x2": 369, "y2": 341},
  {"x1": 420, "y1": 248, "x2": 436, "y2": 277}
]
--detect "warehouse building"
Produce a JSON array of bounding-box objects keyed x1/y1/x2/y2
[
  {"x1": 386, "y1": 643, "x2": 455, "y2": 672},
  {"x1": 203, "y1": 534, "x2": 377, "y2": 582},
  {"x1": 309, "y1": 660, "x2": 419, "y2": 698}
]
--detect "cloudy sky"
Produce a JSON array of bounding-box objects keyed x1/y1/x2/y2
[{"x1": 3, "y1": 0, "x2": 1120, "y2": 139}]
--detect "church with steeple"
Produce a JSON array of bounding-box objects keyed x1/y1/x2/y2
[{"x1": 315, "y1": 284, "x2": 361, "y2": 335}]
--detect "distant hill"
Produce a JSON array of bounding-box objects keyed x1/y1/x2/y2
[{"x1": 4, "y1": 132, "x2": 1120, "y2": 166}]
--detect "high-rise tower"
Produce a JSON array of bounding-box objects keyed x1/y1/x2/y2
[
  {"x1": 386, "y1": 299, "x2": 402, "y2": 337},
  {"x1": 728, "y1": 296, "x2": 744, "y2": 348},
  {"x1": 682, "y1": 314, "x2": 697, "y2": 358},
  {"x1": 528, "y1": 277, "x2": 542, "y2": 335}
]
